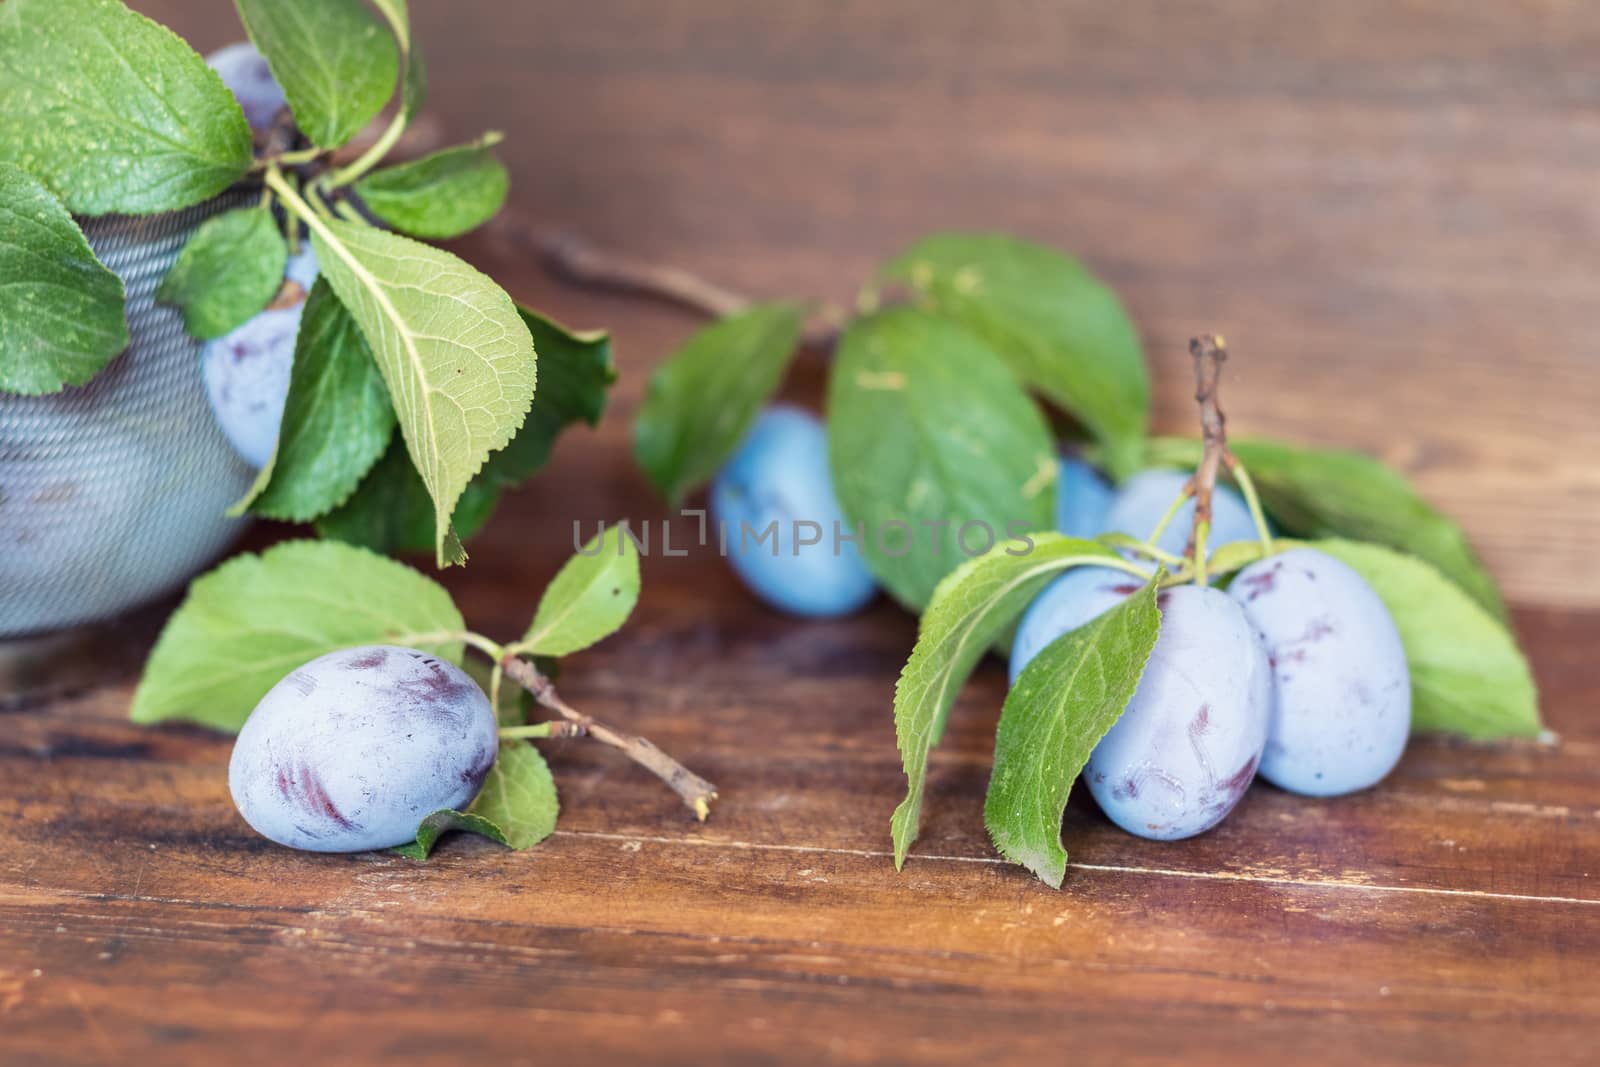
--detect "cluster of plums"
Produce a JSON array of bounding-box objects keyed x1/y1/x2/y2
[{"x1": 713, "y1": 409, "x2": 1413, "y2": 841}]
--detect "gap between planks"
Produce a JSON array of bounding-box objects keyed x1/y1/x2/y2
[{"x1": 550, "y1": 830, "x2": 1600, "y2": 908}]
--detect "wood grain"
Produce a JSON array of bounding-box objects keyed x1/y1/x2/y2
[
  {"x1": 140, "y1": 0, "x2": 1600, "y2": 608},
  {"x1": 5, "y1": 2, "x2": 1597, "y2": 1063}
]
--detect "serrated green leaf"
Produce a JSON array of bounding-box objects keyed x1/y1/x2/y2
[
  {"x1": 0, "y1": 0, "x2": 253, "y2": 215},
  {"x1": 156, "y1": 207, "x2": 287, "y2": 340},
  {"x1": 232, "y1": 279, "x2": 395, "y2": 521},
  {"x1": 307, "y1": 218, "x2": 536, "y2": 567},
  {"x1": 131, "y1": 540, "x2": 464, "y2": 732},
  {"x1": 1312, "y1": 540, "x2": 1540, "y2": 739},
  {"x1": 234, "y1": 0, "x2": 398, "y2": 148},
  {"x1": 882, "y1": 234, "x2": 1148, "y2": 480},
  {"x1": 984, "y1": 573, "x2": 1162, "y2": 887},
  {"x1": 316, "y1": 308, "x2": 613, "y2": 556},
  {"x1": 829, "y1": 308, "x2": 1057, "y2": 611},
  {"x1": 314, "y1": 436, "x2": 502, "y2": 557},
  {"x1": 399, "y1": 740, "x2": 559, "y2": 858},
  {"x1": 522, "y1": 527, "x2": 641, "y2": 657},
  {"x1": 633, "y1": 302, "x2": 806, "y2": 505},
  {"x1": 467, "y1": 742, "x2": 559, "y2": 848},
  {"x1": 355, "y1": 136, "x2": 508, "y2": 239},
  {"x1": 889, "y1": 533, "x2": 1147, "y2": 868},
  {"x1": 1144, "y1": 437, "x2": 1506, "y2": 620},
  {"x1": 476, "y1": 308, "x2": 614, "y2": 486},
  {"x1": 0, "y1": 163, "x2": 127, "y2": 394}
]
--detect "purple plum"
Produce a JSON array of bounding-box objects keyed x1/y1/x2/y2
[
  {"x1": 1229, "y1": 547, "x2": 1411, "y2": 796},
  {"x1": 206, "y1": 42, "x2": 286, "y2": 132},
  {"x1": 229, "y1": 645, "x2": 499, "y2": 852},
  {"x1": 1105, "y1": 469, "x2": 1260, "y2": 559},
  {"x1": 1083, "y1": 585, "x2": 1273, "y2": 840},
  {"x1": 711, "y1": 406, "x2": 877, "y2": 617}
]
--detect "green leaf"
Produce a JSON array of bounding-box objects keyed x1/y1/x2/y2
[
  {"x1": 234, "y1": 0, "x2": 398, "y2": 148},
  {"x1": 522, "y1": 527, "x2": 641, "y2": 657},
  {"x1": 633, "y1": 302, "x2": 806, "y2": 505},
  {"x1": 315, "y1": 436, "x2": 502, "y2": 557},
  {"x1": 467, "y1": 742, "x2": 559, "y2": 847},
  {"x1": 394, "y1": 742, "x2": 560, "y2": 858},
  {"x1": 888, "y1": 533, "x2": 1144, "y2": 868},
  {"x1": 392, "y1": 810, "x2": 507, "y2": 860},
  {"x1": 477, "y1": 308, "x2": 614, "y2": 486},
  {"x1": 1311, "y1": 540, "x2": 1540, "y2": 739},
  {"x1": 1144, "y1": 437, "x2": 1506, "y2": 620},
  {"x1": 984, "y1": 573, "x2": 1162, "y2": 887},
  {"x1": 0, "y1": 163, "x2": 127, "y2": 394},
  {"x1": 316, "y1": 308, "x2": 613, "y2": 556},
  {"x1": 355, "y1": 136, "x2": 508, "y2": 239},
  {"x1": 232, "y1": 279, "x2": 395, "y2": 521},
  {"x1": 131, "y1": 540, "x2": 465, "y2": 732},
  {"x1": 365, "y1": 0, "x2": 425, "y2": 120},
  {"x1": 307, "y1": 218, "x2": 537, "y2": 567},
  {"x1": 881, "y1": 233, "x2": 1148, "y2": 479},
  {"x1": 828, "y1": 308, "x2": 1057, "y2": 611},
  {"x1": 0, "y1": 0, "x2": 253, "y2": 215},
  {"x1": 156, "y1": 207, "x2": 287, "y2": 340}
]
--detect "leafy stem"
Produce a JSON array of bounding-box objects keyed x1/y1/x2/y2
[
  {"x1": 499, "y1": 653, "x2": 719, "y2": 821},
  {"x1": 324, "y1": 108, "x2": 408, "y2": 190}
]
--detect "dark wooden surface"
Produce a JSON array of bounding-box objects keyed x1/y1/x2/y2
[{"x1": 4, "y1": 2, "x2": 1599, "y2": 1063}]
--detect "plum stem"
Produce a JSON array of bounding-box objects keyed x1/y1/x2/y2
[
  {"x1": 499, "y1": 654, "x2": 719, "y2": 821},
  {"x1": 1185, "y1": 335, "x2": 1234, "y2": 587},
  {"x1": 499, "y1": 721, "x2": 587, "y2": 740}
]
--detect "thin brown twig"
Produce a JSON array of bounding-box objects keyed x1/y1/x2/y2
[
  {"x1": 491, "y1": 216, "x2": 845, "y2": 349},
  {"x1": 1183, "y1": 334, "x2": 1232, "y2": 570},
  {"x1": 499, "y1": 655, "x2": 718, "y2": 821}
]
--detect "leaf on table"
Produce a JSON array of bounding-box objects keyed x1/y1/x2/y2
[
  {"x1": 984, "y1": 573, "x2": 1162, "y2": 887},
  {"x1": 828, "y1": 307, "x2": 1057, "y2": 611},
  {"x1": 1312, "y1": 539, "x2": 1540, "y2": 739},
  {"x1": 392, "y1": 810, "x2": 507, "y2": 860},
  {"x1": 316, "y1": 308, "x2": 613, "y2": 555},
  {"x1": 1143, "y1": 436, "x2": 1506, "y2": 620},
  {"x1": 881, "y1": 233, "x2": 1149, "y2": 480},
  {"x1": 396, "y1": 741, "x2": 559, "y2": 858},
  {"x1": 889, "y1": 533, "x2": 1137, "y2": 868},
  {"x1": 355, "y1": 135, "x2": 508, "y2": 239},
  {"x1": 632, "y1": 302, "x2": 807, "y2": 505},
  {"x1": 232, "y1": 279, "x2": 395, "y2": 521},
  {"x1": 234, "y1": 0, "x2": 398, "y2": 148},
  {"x1": 309, "y1": 219, "x2": 537, "y2": 567},
  {"x1": 522, "y1": 526, "x2": 641, "y2": 657},
  {"x1": 157, "y1": 207, "x2": 287, "y2": 340},
  {"x1": 130, "y1": 540, "x2": 464, "y2": 732},
  {"x1": 0, "y1": 0, "x2": 253, "y2": 215},
  {"x1": 0, "y1": 163, "x2": 127, "y2": 394}
]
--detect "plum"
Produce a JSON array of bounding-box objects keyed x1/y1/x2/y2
[
  {"x1": 1105, "y1": 469, "x2": 1259, "y2": 560},
  {"x1": 229, "y1": 645, "x2": 499, "y2": 852},
  {"x1": 1229, "y1": 547, "x2": 1411, "y2": 796},
  {"x1": 710, "y1": 406, "x2": 877, "y2": 617},
  {"x1": 1056, "y1": 455, "x2": 1114, "y2": 540},
  {"x1": 199, "y1": 248, "x2": 318, "y2": 469},
  {"x1": 1008, "y1": 564, "x2": 1149, "y2": 685},
  {"x1": 206, "y1": 42, "x2": 286, "y2": 132},
  {"x1": 1084, "y1": 585, "x2": 1273, "y2": 840}
]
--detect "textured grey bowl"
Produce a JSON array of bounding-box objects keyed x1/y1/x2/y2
[{"x1": 0, "y1": 190, "x2": 260, "y2": 638}]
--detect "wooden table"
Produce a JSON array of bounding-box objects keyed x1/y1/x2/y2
[{"x1": 3, "y1": 3, "x2": 1597, "y2": 1063}]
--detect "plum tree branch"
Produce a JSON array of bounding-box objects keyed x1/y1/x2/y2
[
  {"x1": 499, "y1": 654, "x2": 719, "y2": 821},
  {"x1": 491, "y1": 215, "x2": 845, "y2": 348}
]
